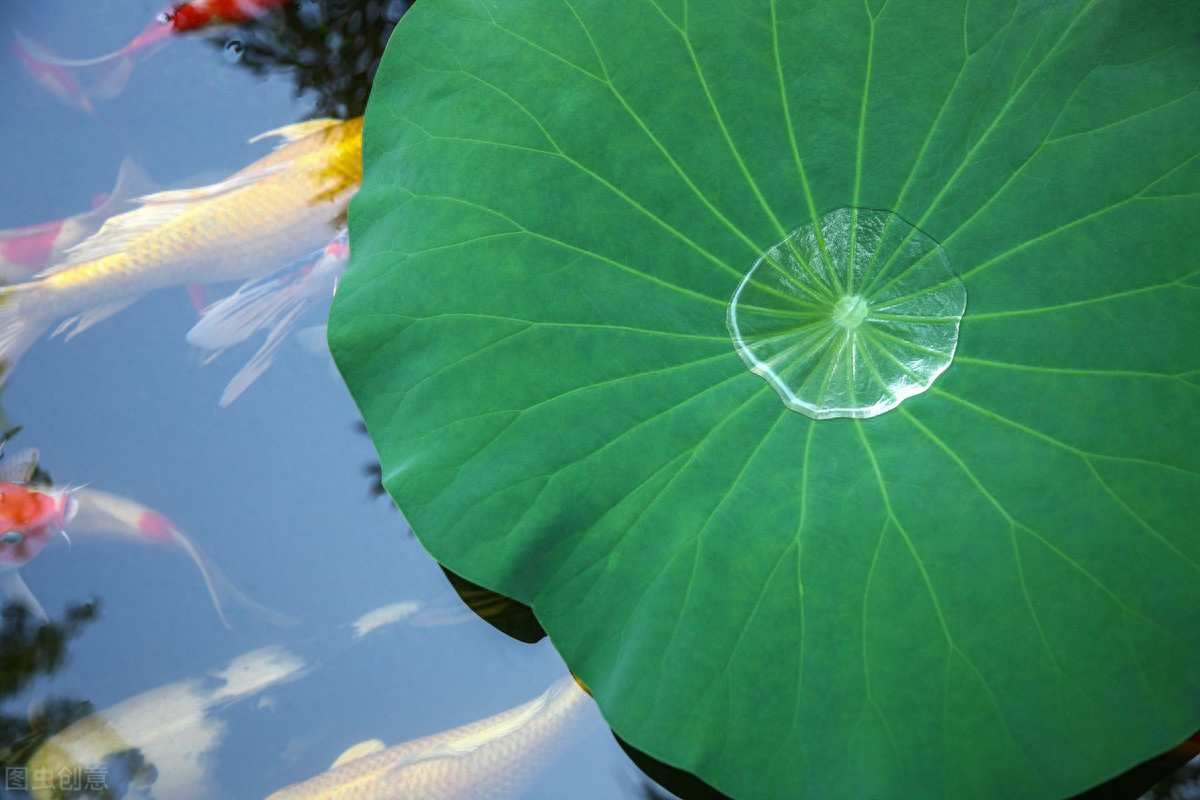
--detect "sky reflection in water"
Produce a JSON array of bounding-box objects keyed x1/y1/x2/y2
[{"x1": 0, "y1": 1, "x2": 644, "y2": 796}]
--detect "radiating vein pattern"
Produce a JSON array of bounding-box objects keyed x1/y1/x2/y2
[
  {"x1": 728, "y1": 207, "x2": 966, "y2": 418},
  {"x1": 335, "y1": 0, "x2": 1200, "y2": 798}
]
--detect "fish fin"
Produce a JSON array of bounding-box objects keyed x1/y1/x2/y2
[
  {"x1": 0, "y1": 447, "x2": 40, "y2": 483},
  {"x1": 47, "y1": 158, "x2": 157, "y2": 268},
  {"x1": 0, "y1": 285, "x2": 53, "y2": 387},
  {"x1": 186, "y1": 284, "x2": 209, "y2": 314},
  {"x1": 249, "y1": 119, "x2": 342, "y2": 148},
  {"x1": 96, "y1": 157, "x2": 157, "y2": 214},
  {"x1": 39, "y1": 163, "x2": 291, "y2": 272},
  {"x1": 134, "y1": 162, "x2": 291, "y2": 206},
  {"x1": 51, "y1": 295, "x2": 144, "y2": 340},
  {"x1": 13, "y1": 29, "x2": 141, "y2": 105},
  {"x1": 188, "y1": 274, "x2": 304, "y2": 352},
  {"x1": 188, "y1": 239, "x2": 346, "y2": 406},
  {"x1": 13, "y1": 26, "x2": 159, "y2": 69},
  {"x1": 68, "y1": 488, "x2": 298, "y2": 629},
  {"x1": 330, "y1": 740, "x2": 386, "y2": 768},
  {"x1": 83, "y1": 53, "x2": 136, "y2": 101},
  {"x1": 0, "y1": 570, "x2": 48, "y2": 623}
]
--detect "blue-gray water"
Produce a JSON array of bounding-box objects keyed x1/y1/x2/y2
[{"x1": 0, "y1": 2, "x2": 645, "y2": 797}]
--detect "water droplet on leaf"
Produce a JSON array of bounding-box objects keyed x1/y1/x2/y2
[{"x1": 727, "y1": 207, "x2": 966, "y2": 420}]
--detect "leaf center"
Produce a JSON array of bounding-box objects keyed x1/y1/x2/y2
[{"x1": 725, "y1": 207, "x2": 966, "y2": 420}]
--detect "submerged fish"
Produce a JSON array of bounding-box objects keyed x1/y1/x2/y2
[
  {"x1": 67, "y1": 485, "x2": 295, "y2": 628},
  {"x1": 166, "y1": 0, "x2": 294, "y2": 31},
  {"x1": 0, "y1": 116, "x2": 363, "y2": 385},
  {"x1": 0, "y1": 158, "x2": 154, "y2": 284},
  {"x1": 0, "y1": 448, "x2": 77, "y2": 623},
  {"x1": 27, "y1": 645, "x2": 307, "y2": 800},
  {"x1": 188, "y1": 229, "x2": 349, "y2": 405},
  {"x1": 0, "y1": 447, "x2": 290, "y2": 627},
  {"x1": 265, "y1": 675, "x2": 593, "y2": 799},
  {"x1": 350, "y1": 600, "x2": 421, "y2": 639},
  {"x1": 15, "y1": 0, "x2": 291, "y2": 111}
]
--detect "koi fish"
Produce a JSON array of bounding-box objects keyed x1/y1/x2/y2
[
  {"x1": 27, "y1": 645, "x2": 307, "y2": 800},
  {"x1": 0, "y1": 447, "x2": 291, "y2": 627},
  {"x1": 265, "y1": 675, "x2": 594, "y2": 799},
  {"x1": 188, "y1": 229, "x2": 349, "y2": 405},
  {"x1": 67, "y1": 485, "x2": 296, "y2": 628},
  {"x1": 0, "y1": 116, "x2": 363, "y2": 385},
  {"x1": 15, "y1": 0, "x2": 291, "y2": 112},
  {"x1": 165, "y1": 0, "x2": 294, "y2": 31},
  {"x1": 13, "y1": 22, "x2": 171, "y2": 114},
  {"x1": 0, "y1": 158, "x2": 153, "y2": 284},
  {"x1": 0, "y1": 448, "x2": 77, "y2": 623}
]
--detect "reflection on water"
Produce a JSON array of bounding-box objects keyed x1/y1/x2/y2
[
  {"x1": 0, "y1": 1, "x2": 1193, "y2": 797},
  {"x1": 0, "y1": 1, "x2": 643, "y2": 797}
]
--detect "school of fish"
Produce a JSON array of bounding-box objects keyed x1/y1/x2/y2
[{"x1": 3, "y1": 4, "x2": 619, "y2": 799}]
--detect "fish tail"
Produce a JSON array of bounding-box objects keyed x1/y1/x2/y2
[
  {"x1": 165, "y1": 525, "x2": 299, "y2": 629},
  {"x1": 188, "y1": 240, "x2": 345, "y2": 406},
  {"x1": 0, "y1": 285, "x2": 52, "y2": 386},
  {"x1": 68, "y1": 488, "x2": 298, "y2": 628},
  {"x1": 13, "y1": 29, "x2": 144, "y2": 109}
]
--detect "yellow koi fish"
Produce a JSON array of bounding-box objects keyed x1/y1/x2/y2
[
  {"x1": 0, "y1": 116, "x2": 363, "y2": 384},
  {"x1": 266, "y1": 675, "x2": 594, "y2": 799}
]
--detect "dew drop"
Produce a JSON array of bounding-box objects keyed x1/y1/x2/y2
[
  {"x1": 727, "y1": 207, "x2": 966, "y2": 420},
  {"x1": 1, "y1": 531, "x2": 23, "y2": 544},
  {"x1": 223, "y1": 40, "x2": 244, "y2": 62}
]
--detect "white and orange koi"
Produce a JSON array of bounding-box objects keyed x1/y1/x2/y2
[
  {"x1": 0, "y1": 447, "x2": 290, "y2": 627},
  {"x1": 0, "y1": 116, "x2": 362, "y2": 385},
  {"x1": 0, "y1": 448, "x2": 77, "y2": 622}
]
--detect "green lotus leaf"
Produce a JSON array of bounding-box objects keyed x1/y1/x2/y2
[{"x1": 330, "y1": 0, "x2": 1200, "y2": 796}]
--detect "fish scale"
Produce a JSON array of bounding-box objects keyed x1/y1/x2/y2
[
  {"x1": 0, "y1": 116, "x2": 362, "y2": 381},
  {"x1": 265, "y1": 676, "x2": 594, "y2": 799}
]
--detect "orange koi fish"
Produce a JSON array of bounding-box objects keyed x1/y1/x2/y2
[
  {"x1": 0, "y1": 447, "x2": 291, "y2": 627},
  {"x1": 15, "y1": 0, "x2": 291, "y2": 112},
  {"x1": 188, "y1": 229, "x2": 349, "y2": 405},
  {"x1": 0, "y1": 117, "x2": 362, "y2": 385},
  {"x1": 0, "y1": 158, "x2": 153, "y2": 284},
  {"x1": 164, "y1": 0, "x2": 294, "y2": 31},
  {"x1": 0, "y1": 449, "x2": 77, "y2": 622}
]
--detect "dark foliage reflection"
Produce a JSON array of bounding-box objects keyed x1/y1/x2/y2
[{"x1": 210, "y1": 0, "x2": 414, "y2": 119}]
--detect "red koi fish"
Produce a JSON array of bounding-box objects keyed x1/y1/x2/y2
[
  {"x1": 0, "y1": 447, "x2": 292, "y2": 627},
  {"x1": 0, "y1": 450, "x2": 77, "y2": 621},
  {"x1": 163, "y1": 0, "x2": 294, "y2": 31},
  {"x1": 15, "y1": 0, "x2": 292, "y2": 112},
  {"x1": 0, "y1": 158, "x2": 153, "y2": 284}
]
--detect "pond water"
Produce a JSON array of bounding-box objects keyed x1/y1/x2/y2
[{"x1": 0, "y1": 1, "x2": 655, "y2": 797}]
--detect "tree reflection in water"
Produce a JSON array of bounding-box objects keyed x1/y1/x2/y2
[
  {"x1": 0, "y1": 601, "x2": 100, "y2": 770},
  {"x1": 207, "y1": 0, "x2": 413, "y2": 120}
]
